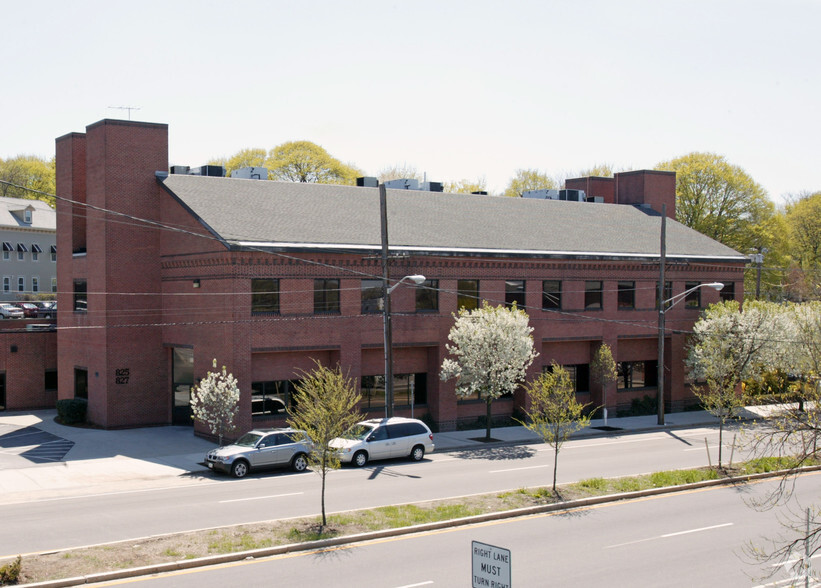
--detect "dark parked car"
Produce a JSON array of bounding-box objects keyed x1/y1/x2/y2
[
  {"x1": 205, "y1": 428, "x2": 312, "y2": 478},
  {"x1": 14, "y1": 302, "x2": 39, "y2": 318},
  {"x1": 33, "y1": 301, "x2": 55, "y2": 318}
]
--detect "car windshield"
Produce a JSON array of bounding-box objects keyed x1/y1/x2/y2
[
  {"x1": 235, "y1": 433, "x2": 263, "y2": 447},
  {"x1": 343, "y1": 424, "x2": 376, "y2": 441}
]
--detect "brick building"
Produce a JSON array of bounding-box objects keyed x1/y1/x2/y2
[{"x1": 55, "y1": 119, "x2": 746, "y2": 431}]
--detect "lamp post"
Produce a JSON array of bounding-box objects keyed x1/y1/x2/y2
[
  {"x1": 657, "y1": 281, "x2": 723, "y2": 425},
  {"x1": 383, "y1": 274, "x2": 426, "y2": 419}
]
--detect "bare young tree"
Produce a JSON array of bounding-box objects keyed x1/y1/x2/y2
[
  {"x1": 190, "y1": 359, "x2": 240, "y2": 447},
  {"x1": 287, "y1": 361, "x2": 363, "y2": 530}
]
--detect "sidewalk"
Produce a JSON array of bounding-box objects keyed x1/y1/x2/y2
[{"x1": 0, "y1": 407, "x2": 761, "y2": 503}]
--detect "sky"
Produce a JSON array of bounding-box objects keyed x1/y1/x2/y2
[{"x1": 2, "y1": 0, "x2": 819, "y2": 204}]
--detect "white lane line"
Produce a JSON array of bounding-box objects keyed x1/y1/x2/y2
[
  {"x1": 489, "y1": 464, "x2": 550, "y2": 474},
  {"x1": 605, "y1": 522, "x2": 733, "y2": 549},
  {"x1": 395, "y1": 582, "x2": 434, "y2": 588},
  {"x1": 218, "y1": 492, "x2": 303, "y2": 504}
]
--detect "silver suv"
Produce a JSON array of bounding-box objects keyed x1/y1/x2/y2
[
  {"x1": 205, "y1": 428, "x2": 311, "y2": 478},
  {"x1": 330, "y1": 417, "x2": 434, "y2": 467}
]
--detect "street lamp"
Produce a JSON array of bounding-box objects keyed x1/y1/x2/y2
[
  {"x1": 657, "y1": 282, "x2": 723, "y2": 425},
  {"x1": 383, "y1": 274, "x2": 426, "y2": 419}
]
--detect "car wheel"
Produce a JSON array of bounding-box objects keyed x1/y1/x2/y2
[
  {"x1": 292, "y1": 453, "x2": 309, "y2": 472},
  {"x1": 353, "y1": 451, "x2": 368, "y2": 467},
  {"x1": 231, "y1": 460, "x2": 249, "y2": 478},
  {"x1": 410, "y1": 445, "x2": 425, "y2": 462}
]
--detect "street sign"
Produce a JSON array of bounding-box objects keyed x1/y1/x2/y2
[{"x1": 472, "y1": 540, "x2": 511, "y2": 588}]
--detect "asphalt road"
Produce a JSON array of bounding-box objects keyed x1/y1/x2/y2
[
  {"x1": 83, "y1": 472, "x2": 821, "y2": 588},
  {"x1": 1, "y1": 425, "x2": 747, "y2": 556}
]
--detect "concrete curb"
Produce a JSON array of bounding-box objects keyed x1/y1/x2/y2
[{"x1": 20, "y1": 465, "x2": 821, "y2": 587}]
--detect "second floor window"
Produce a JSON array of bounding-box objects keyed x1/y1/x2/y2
[
  {"x1": 505, "y1": 280, "x2": 525, "y2": 309},
  {"x1": 2, "y1": 277, "x2": 9, "y2": 292},
  {"x1": 617, "y1": 281, "x2": 635, "y2": 309},
  {"x1": 720, "y1": 282, "x2": 735, "y2": 302},
  {"x1": 457, "y1": 279, "x2": 479, "y2": 311},
  {"x1": 17, "y1": 277, "x2": 24, "y2": 292},
  {"x1": 656, "y1": 281, "x2": 673, "y2": 310},
  {"x1": 251, "y1": 278, "x2": 279, "y2": 314},
  {"x1": 314, "y1": 279, "x2": 340, "y2": 313},
  {"x1": 32, "y1": 277, "x2": 39, "y2": 293},
  {"x1": 74, "y1": 279, "x2": 87, "y2": 312},
  {"x1": 416, "y1": 279, "x2": 439, "y2": 312},
  {"x1": 685, "y1": 281, "x2": 701, "y2": 308},
  {"x1": 542, "y1": 280, "x2": 561, "y2": 310},
  {"x1": 585, "y1": 281, "x2": 603, "y2": 310}
]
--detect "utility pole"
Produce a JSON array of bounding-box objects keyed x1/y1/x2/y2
[
  {"x1": 657, "y1": 204, "x2": 667, "y2": 426},
  {"x1": 380, "y1": 184, "x2": 394, "y2": 419}
]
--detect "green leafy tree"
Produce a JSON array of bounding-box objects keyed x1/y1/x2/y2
[
  {"x1": 590, "y1": 343, "x2": 618, "y2": 424},
  {"x1": 190, "y1": 359, "x2": 240, "y2": 447},
  {"x1": 784, "y1": 192, "x2": 821, "y2": 299},
  {"x1": 520, "y1": 364, "x2": 592, "y2": 494},
  {"x1": 440, "y1": 301, "x2": 538, "y2": 441},
  {"x1": 503, "y1": 168, "x2": 558, "y2": 198},
  {"x1": 0, "y1": 155, "x2": 56, "y2": 205},
  {"x1": 208, "y1": 148, "x2": 268, "y2": 177},
  {"x1": 287, "y1": 361, "x2": 363, "y2": 529},
  {"x1": 654, "y1": 152, "x2": 773, "y2": 252},
  {"x1": 267, "y1": 141, "x2": 361, "y2": 185}
]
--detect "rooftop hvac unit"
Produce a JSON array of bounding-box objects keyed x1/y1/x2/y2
[
  {"x1": 522, "y1": 189, "x2": 559, "y2": 200},
  {"x1": 356, "y1": 176, "x2": 379, "y2": 187},
  {"x1": 189, "y1": 165, "x2": 226, "y2": 177},
  {"x1": 422, "y1": 181, "x2": 444, "y2": 192},
  {"x1": 383, "y1": 178, "x2": 420, "y2": 190},
  {"x1": 559, "y1": 189, "x2": 585, "y2": 202},
  {"x1": 169, "y1": 165, "x2": 190, "y2": 175},
  {"x1": 588, "y1": 196, "x2": 605, "y2": 203},
  {"x1": 231, "y1": 167, "x2": 268, "y2": 180}
]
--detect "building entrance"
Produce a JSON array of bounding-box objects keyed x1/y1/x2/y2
[{"x1": 172, "y1": 347, "x2": 194, "y2": 425}]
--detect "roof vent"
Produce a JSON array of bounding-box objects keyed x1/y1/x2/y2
[
  {"x1": 422, "y1": 181, "x2": 444, "y2": 193},
  {"x1": 356, "y1": 177, "x2": 379, "y2": 187},
  {"x1": 189, "y1": 165, "x2": 226, "y2": 177},
  {"x1": 231, "y1": 167, "x2": 268, "y2": 180},
  {"x1": 383, "y1": 178, "x2": 420, "y2": 190},
  {"x1": 169, "y1": 165, "x2": 190, "y2": 175},
  {"x1": 559, "y1": 189, "x2": 585, "y2": 202}
]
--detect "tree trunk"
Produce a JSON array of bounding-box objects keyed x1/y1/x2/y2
[
  {"x1": 717, "y1": 419, "x2": 724, "y2": 468},
  {"x1": 552, "y1": 444, "x2": 559, "y2": 494},
  {"x1": 485, "y1": 397, "x2": 493, "y2": 441},
  {"x1": 320, "y1": 460, "x2": 327, "y2": 528}
]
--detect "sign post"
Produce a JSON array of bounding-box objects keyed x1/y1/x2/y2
[{"x1": 472, "y1": 541, "x2": 511, "y2": 588}]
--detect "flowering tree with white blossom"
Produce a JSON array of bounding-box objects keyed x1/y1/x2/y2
[
  {"x1": 191, "y1": 359, "x2": 240, "y2": 447},
  {"x1": 440, "y1": 301, "x2": 538, "y2": 441}
]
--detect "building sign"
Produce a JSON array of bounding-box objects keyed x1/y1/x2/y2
[
  {"x1": 472, "y1": 541, "x2": 511, "y2": 588},
  {"x1": 114, "y1": 368, "x2": 130, "y2": 385}
]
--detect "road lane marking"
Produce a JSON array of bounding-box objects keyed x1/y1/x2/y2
[
  {"x1": 605, "y1": 522, "x2": 733, "y2": 548},
  {"x1": 395, "y1": 582, "x2": 433, "y2": 587},
  {"x1": 218, "y1": 492, "x2": 303, "y2": 504},
  {"x1": 489, "y1": 464, "x2": 550, "y2": 473}
]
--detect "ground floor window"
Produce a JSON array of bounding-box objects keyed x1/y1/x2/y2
[
  {"x1": 45, "y1": 369, "x2": 57, "y2": 391},
  {"x1": 252, "y1": 380, "x2": 301, "y2": 417},
  {"x1": 0, "y1": 372, "x2": 5, "y2": 411},
  {"x1": 360, "y1": 373, "x2": 427, "y2": 410},
  {"x1": 617, "y1": 360, "x2": 658, "y2": 389},
  {"x1": 543, "y1": 363, "x2": 590, "y2": 393},
  {"x1": 74, "y1": 368, "x2": 88, "y2": 399},
  {"x1": 172, "y1": 348, "x2": 194, "y2": 425}
]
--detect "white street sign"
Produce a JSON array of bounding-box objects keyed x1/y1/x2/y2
[{"x1": 472, "y1": 540, "x2": 511, "y2": 588}]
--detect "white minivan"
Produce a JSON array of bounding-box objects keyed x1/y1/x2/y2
[{"x1": 331, "y1": 417, "x2": 434, "y2": 467}]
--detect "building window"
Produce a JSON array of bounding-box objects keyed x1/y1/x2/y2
[
  {"x1": 416, "y1": 279, "x2": 439, "y2": 312},
  {"x1": 617, "y1": 281, "x2": 635, "y2": 309},
  {"x1": 51, "y1": 245, "x2": 57, "y2": 262},
  {"x1": 252, "y1": 380, "x2": 300, "y2": 417},
  {"x1": 74, "y1": 279, "x2": 87, "y2": 312},
  {"x1": 2, "y1": 243, "x2": 11, "y2": 261},
  {"x1": 2, "y1": 277, "x2": 8, "y2": 292},
  {"x1": 360, "y1": 373, "x2": 427, "y2": 411},
  {"x1": 45, "y1": 370, "x2": 58, "y2": 391},
  {"x1": 32, "y1": 277, "x2": 39, "y2": 293},
  {"x1": 457, "y1": 279, "x2": 479, "y2": 311},
  {"x1": 24, "y1": 210, "x2": 32, "y2": 224},
  {"x1": 74, "y1": 368, "x2": 88, "y2": 399},
  {"x1": 505, "y1": 280, "x2": 525, "y2": 309},
  {"x1": 684, "y1": 281, "x2": 701, "y2": 308},
  {"x1": 542, "y1": 280, "x2": 561, "y2": 310},
  {"x1": 17, "y1": 251, "x2": 24, "y2": 261},
  {"x1": 617, "y1": 360, "x2": 658, "y2": 390},
  {"x1": 720, "y1": 282, "x2": 735, "y2": 302},
  {"x1": 656, "y1": 281, "x2": 673, "y2": 310},
  {"x1": 32, "y1": 252, "x2": 38, "y2": 262},
  {"x1": 251, "y1": 278, "x2": 279, "y2": 314},
  {"x1": 17, "y1": 277, "x2": 24, "y2": 292},
  {"x1": 361, "y1": 279, "x2": 383, "y2": 314},
  {"x1": 585, "y1": 281, "x2": 603, "y2": 310},
  {"x1": 0, "y1": 373, "x2": 5, "y2": 411},
  {"x1": 51, "y1": 277, "x2": 57, "y2": 293},
  {"x1": 314, "y1": 279, "x2": 340, "y2": 313},
  {"x1": 544, "y1": 363, "x2": 590, "y2": 393}
]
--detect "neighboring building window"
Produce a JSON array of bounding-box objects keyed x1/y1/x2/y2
[
  {"x1": 361, "y1": 279, "x2": 383, "y2": 314},
  {"x1": 251, "y1": 380, "x2": 299, "y2": 417},
  {"x1": 32, "y1": 252, "x2": 38, "y2": 262},
  {"x1": 251, "y1": 278, "x2": 279, "y2": 314},
  {"x1": 17, "y1": 277, "x2": 24, "y2": 292},
  {"x1": 585, "y1": 281, "x2": 603, "y2": 310},
  {"x1": 720, "y1": 282, "x2": 735, "y2": 302},
  {"x1": 51, "y1": 245, "x2": 57, "y2": 262},
  {"x1": 505, "y1": 280, "x2": 525, "y2": 308},
  {"x1": 684, "y1": 281, "x2": 701, "y2": 308},
  {"x1": 314, "y1": 279, "x2": 340, "y2": 313},
  {"x1": 360, "y1": 373, "x2": 428, "y2": 411},
  {"x1": 416, "y1": 279, "x2": 439, "y2": 312},
  {"x1": 656, "y1": 281, "x2": 673, "y2": 310},
  {"x1": 2, "y1": 243, "x2": 11, "y2": 261},
  {"x1": 457, "y1": 279, "x2": 479, "y2": 311},
  {"x1": 17, "y1": 251, "x2": 24, "y2": 261},
  {"x1": 617, "y1": 281, "x2": 635, "y2": 309},
  {"x1": 32, "y1": 277, "x2": 39, "y2": 293},
  {"x1": 45, "y1": 370, "x2": 58, "y2": 391},
  {"x1": 2, "y1": 277, "x2": 9, "y2": 292},
  {"x1": 51, "y1": 277, "x2": 57, "y2": 293},
  {"x1": 74, "y1": 279, "x2": 87, "y2": 312},
  {"x1": 24, "y1": 210, "x2": 32, "y2": 224},
  {"x1": 542, "y1": 280, "x2": 561, "y2": 310},
  {"x1": 617, "y1": 360, "x2": 658, "y2": 389}
]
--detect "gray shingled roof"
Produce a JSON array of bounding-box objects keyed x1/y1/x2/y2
[
  {"x1": 159, "y1": 174, "x2": 745, "y2": 262},
  {"x1": 0, "y1": 197, "x2": 56, "y2": 231}
]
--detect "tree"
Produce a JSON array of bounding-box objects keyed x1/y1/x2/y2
[
  {"x1": 190, "y1": 359, "x2": 240, "y2": 447},
  {"x1": 287, "y1": 361, "x2": 363, "y2": 529},
  {"x1": 590, "y1": 343, "x2": 618, "y2": 425},
  {"x1": 444, "y1": 177, "x2": 488, "y2": 195},
  {"x1": 503, "y1": 168, "x2": 558, "y2": 198},
  {"x1": 440, "y1": 301, "x2": 538, "y2": 441},
  {"x1": 784, "y1": 192, "x2": 821, "y2": 299},
  {"x1": 267, "y1": 141, "x2": 362, "y2": 185},
  {"x1": 208, "y1": 148, "x2": 267, "y2": 177},
  {"x1": 654, "y1": 152, "x2": 773, "y2": 252},
  {"x1": 377, "y1": 164, "x2": 422, "y2": 183},
  {"x1": 686, "y1": 300, "x2": 779, "y2": 467},
  {"x1": 520, "y1": 364, "x2": 592, "y2": 494},
  {"x1": 0, "y1": 155, "x2": 56, "y2": 205}
]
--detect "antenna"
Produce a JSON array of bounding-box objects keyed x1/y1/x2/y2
[{"x1": 107, "y1": 106, "x2": 141, "y2": 120}]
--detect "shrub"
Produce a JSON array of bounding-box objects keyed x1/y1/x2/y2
[
  {"x1": 56, "y1": 398, "x2": 88, "y2": 425},
  {"x1": 0, "y1": 556, "x2": 21, "y2": 585}
]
